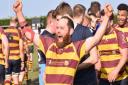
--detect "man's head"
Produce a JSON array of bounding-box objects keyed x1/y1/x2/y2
[
  {"x1": 73, "y1": 4, "x2": 86, "y2": 23},
  {"x1": 46, "y1": 10, "x2": 57, "y2": 33},
  {"x1": 89, "y1": 1, "x2": 101, "y2": 17},
  {"x1": 10, "y1": 16, "x2": 18, "y2": 27},
  {"x1": 117, "y1": 3, "x2": 128, "y2": 27},
  {"x1": 56, "y1": 16, "x2": 74, "y2": 48},
  {"x1": 55, "y1": 2, "x2": 73, "y2": 21}
]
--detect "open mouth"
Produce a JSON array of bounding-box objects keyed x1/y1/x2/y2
[{"x1": 57, "y1": 36, "x2": 63, "y2": 38}]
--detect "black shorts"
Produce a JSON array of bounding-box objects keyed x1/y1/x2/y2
[
  {"x1": 99, "y1": 78, "x2": 128, "y2": 85},
  {"x1": 6, "y1": 59, "x2": 21, "y2": 75},
  {"x1": 0, "y1": 65, "x2": 5, "y2": 83}
]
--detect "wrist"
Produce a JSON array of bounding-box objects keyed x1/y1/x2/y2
[
  {"x1": 104, "y1": 15, "x2": 110, "y2": 19},
  {"x1": 114, "y1": 67, "x2": 120, "y2": 73},
  {"x1": 16, "y1": 11, "x2": 22, "y2": 15}
]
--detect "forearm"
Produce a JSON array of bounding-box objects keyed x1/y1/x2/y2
[
  {"x1": 2, "y1": 35, "x2": 9, "y2": 65},
  {"x1": 93, "y1": 16, "x2": 109, "y2": 45},
  {"x1": 16, "y1": 11, "x2": 27, "y2": 26},
  {"x1": 77, "y1": 56, "x2": 97, "y2": 70},
  {"x1": 20, "y1": 52, "x2": 24, "y2": 62},
  {"x1": 20, "y1": 39, "x2": 24, "y2": 62},
  {"x1": 115, "y1": 56, "x2": 127, "y2": 72},
  {"x1": 77, "y1": 62, "x2": 93, "y2": 70},
  {"x1": 115, "y1": 48, "x2": 128, "y2": 72},
  {"x1": 4, "y1": 47, "x2": 9, "y2": 65},
  {"x1": 85, "y1": 16, "x2": 109, "y2": 52},
  {"x1": 78, "y1": 47, "x2": 98, "y2": 70}
]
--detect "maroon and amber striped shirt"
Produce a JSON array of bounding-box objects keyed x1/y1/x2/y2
[
  {"x1": 5, "y1": 27, "x2": 21, "y2": 60},
  {"x1": 38, "y1": 35, "x2": 87, "y2": 85},
  {"x1": 115, "y1": 23, "x2": 128, "y2": 72},
  {"x1": 0, "y1": 27, "x2": 5, "y2": 65},
  {"x1": 98, "y1": 30, "x2": 128, "y2": 81}
]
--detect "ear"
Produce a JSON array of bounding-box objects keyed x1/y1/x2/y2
[{"x1": 70, "y1": 28, "x2": 74, "y2": 35}]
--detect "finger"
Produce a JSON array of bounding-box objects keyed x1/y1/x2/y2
[
  {"x1": 108, "y1": 75, "x2": 111, "y2": 82},
  {"x1": 13, "y1": 1, "x2": 20, "y2": 8},
  {"x1": 17, "y1": 0, "x2": 22, "y2": 2},
  {"x1": 106, "y1": 5, "x2": 113, "y2": 12}
]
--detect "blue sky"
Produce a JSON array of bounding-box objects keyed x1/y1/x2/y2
[{"x1": 0, "y1": 0, "x2": 128, "y2": 19}]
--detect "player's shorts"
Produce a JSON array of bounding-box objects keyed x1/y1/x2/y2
[
  {"x1": 0, "y1": 64, "x2": 5, "y2": 83},
  {"x1": 6, "y1": 59, "x2": 21, "y2": 75}
]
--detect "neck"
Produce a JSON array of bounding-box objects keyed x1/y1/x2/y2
[
  {"x1": 119, "y1": 22, "x2": 128, "y2": 28},
  {"x1": 10, "y1": 23, "x2": 16, "y2": 27},
  {"x1": 46, "y1": 25, "x2": 53, "y2": 34},
  {"x1": 105, "y1": 27, "x2": 114, "y2": 35},
  {"x1": 73, "y1": 18, "x2": 82, "y2": 24}
]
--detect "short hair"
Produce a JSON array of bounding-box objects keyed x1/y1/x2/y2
[
  {"x1": 73, "y1": 4, "x2": 86, "y2": 17},
  {"x1": 117, "y1": 3, "x2": 128, "y2": 11},
  {"x1": 55, "y1": 2, "x2": 73, "y2": 18},
  {"x1": 61, "y1": 16, "x2": 74, "y2": 29},
  {"x1": 100, "y1": 10, "x2": 114, "y2": 20},
  {"x1": 10, "y1": 16, "x2": 18, "y2": 23},
  {"x1": 46, "y1": 10, "x2": 56, "y2": 24},
  {"x1": 46, "y1": 10, "x2": 56, "y2": 19}
]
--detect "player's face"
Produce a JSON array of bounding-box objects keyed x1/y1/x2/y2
[{"x1": 117, "y1": 10, "x2": 127, "y2": 27}]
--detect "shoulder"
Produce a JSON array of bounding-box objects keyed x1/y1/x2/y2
[
  {"x1": 76, "y1": 24, "x2": 91, "y2": 32},
  {"x1": 0, "y1": 27, "x2": 4, "y2": 32}
]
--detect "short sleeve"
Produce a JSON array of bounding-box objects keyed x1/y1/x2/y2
[
  {"x1": 116, "y1": 30, "x2": 128, "y2": 48},
  {"x1": 38, "y1": 36, "x2": 46, "y2": 54}
]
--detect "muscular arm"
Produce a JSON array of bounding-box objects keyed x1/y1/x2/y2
[
  {"x1": 85, "y1": 4, "x2": 113, "y2": 53},
  {"x1": 19, "y1": 38, "x2": 24, "y2": 62},
  {"x1": 116, "y1": 48, "x2": 128, "y2": 72},
  {"x1": 77, "y1": 46, "x2": 98, "y2": 70},
  {"x1": 13, "y1": 2, "x2": 39, "y2": 48},
  {"x1": 85, "y1": 15, "x2": 109, "y2": 53}
]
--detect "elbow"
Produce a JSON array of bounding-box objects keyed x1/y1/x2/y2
[
  {"x1": 91, "y1": 58, "x2": 98, "y2": 64},
  {"x1": 88, "y1": 56, "x2": 98, "y2": 64}
]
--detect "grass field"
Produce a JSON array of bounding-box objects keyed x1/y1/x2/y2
[{"x1": 23, "y1": 49, "x2": 39, "y2": 85}]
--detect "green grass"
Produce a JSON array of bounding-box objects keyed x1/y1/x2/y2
[{"x1": 23, "y1": 49, "x2": 39, "y2": 85}]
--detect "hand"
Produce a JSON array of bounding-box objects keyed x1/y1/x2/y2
[
  {"x1": 108, "y1": 69, "x2": 119, "y2": 82},
  {"x1": 13, "y1": 1, "x2": 22, "y2": 13},
  {"x1": 104, "y1": 4, "x2": 113, "y2": 17},
  {"x1": 5, "y1": 62, "x2": 9, "y2": 69}
]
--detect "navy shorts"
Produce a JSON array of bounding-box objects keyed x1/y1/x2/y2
[
  {"x1": 6, "y1": 59, "x2": 21, "y2": 75},
  {"x1": 0, "y1": 65, "x2": 5, "y2": 83},
  {"x1": 99, "y1": 78, "x2": 128, "y2": 85}
]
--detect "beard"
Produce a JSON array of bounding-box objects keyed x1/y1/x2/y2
[{"x1": 56, "y1": 34, "x2": 71, "y2": 48}]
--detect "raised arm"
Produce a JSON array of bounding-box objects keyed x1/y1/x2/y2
[
  {"x1": 13, "y1": 1, "x2": 39, "y2": 47},
  {"x1": 85, "y1": 4, "x2": 113, "y2": 53}
]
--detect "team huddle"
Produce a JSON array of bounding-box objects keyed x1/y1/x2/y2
[{"x1": 0, "y1": 0, "x2": 128, "y2": 85}]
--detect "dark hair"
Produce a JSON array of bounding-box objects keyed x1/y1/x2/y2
[
  {"x1": 73, "y1": 4, "x2": 86, "y2": 17},
  {"x1": 100, "y1": 10, "x2": 114, "y2": 20},
  {"x1": 61, "y1": 16, "x2": 74, "y2": 29},
  {"x1": 55, "y1": 2, "x2": 73, "y2": 18},
  {"x1": 91, "y1": 1, "x2": 101, "y2": 10},
  {"x1": 117, "y1": 3, "x2": 128, "y2": 11},
  {"x1": 46, "y1": 10, "x2": 56, "y2": 25},
  {"x1": 46, "y1": 10, "x2": 56, "y2": 19}
]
